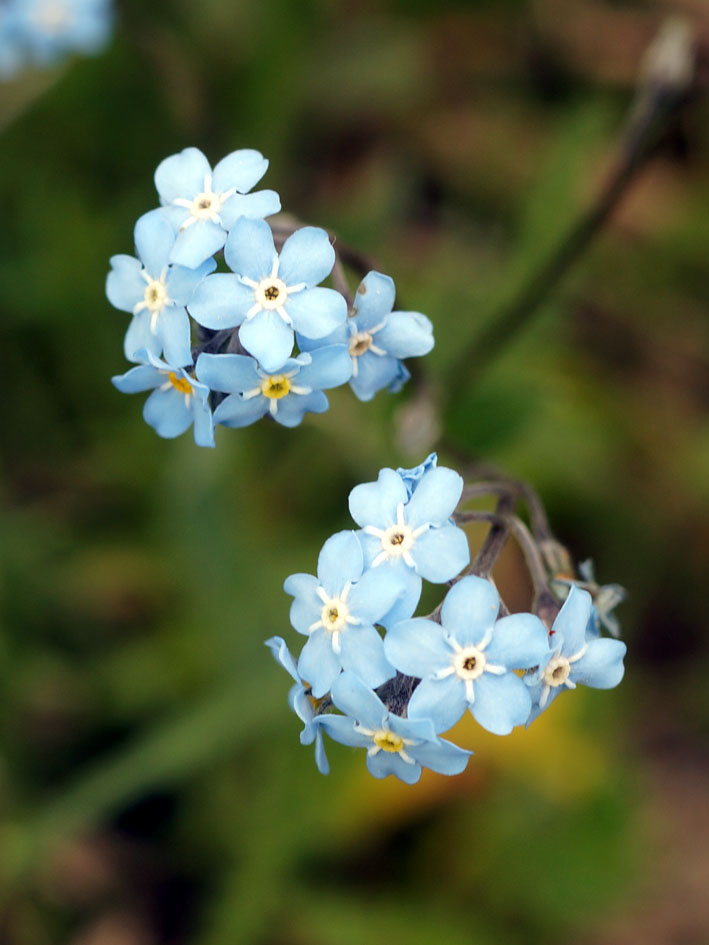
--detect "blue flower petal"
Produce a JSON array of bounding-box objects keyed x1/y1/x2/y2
[
  {"x1": 317, "y1": 531, "x2": 363, "y2": 595},
  {"x1": 265, "y1": 635, "x2": 300, "y2": 684},
  {"x1": 278, "y1": 226, "x2": 335, "y2": 287},
  {"x1": 349, "y1": 467, "x2": 408, "y2": 528},
  {"x1": 471, "y1": 673, "x2": 532, "y2": 735},
  {"x1": 407, "y1": 675, "x2": 468, "y2": 733},
  {"x1": 406, "y1": 466, "x2": 464, "y2": 528},
  {"x1": 157, "y1": 307, "x2": 193, "y2": 366},
  {"x1": 212, "y1": 148, "x2": 268, "y2": 194},
  {"x1": 486, "y1": 613, "x2": 551, "y2": 668},
  {"x1": 383, "y1": 618, "x2": 451, "y2": 677},
  {"x1": 106, "y1": 255, "x2": 144, "y2": 312},
  {"x1": 166, "y1": 256, "x2": 216, "y2": 305},
  {"x1": 296, "y1": 344, "x2": 352, "y2": 390},
  {"x1": 314, "y1": 730, "x2": 330, "y2": 774},
  {"x1": 188, "y1": 273, "x2": 253, "y2": 330},
  {"x1": 220, "y1": 189, "x2": 281, "y2": 229},
  {"x1": 272, "y1": 391, "x2": 329, "y2": 427},
  {"x1": 338, "y1": 625, "x2": 395, "y2": 690},
  {"x1": 239, "y1": 310, "x2": 294, "y2": 372},
  {"x1": 330, "y1": 672, "x2": 387, "y2": 731},
  {"x1": 553, "y1": 586, "x2": 593, "y2": 655},
  {"x1": 377, "y1": 565, "x2": 422, "y2": 626},
  {"x1": 192, "y1": 398, "x2": 215, "y2": 448},
  {"x1": 169, "y1": 219, "x2": 226, "y2": 269},
  {"x1": 283, "y1": 572, "x2": 321, "y2": 635},
  {"x1": 298, "y1": 629, "x2": 341, "y2": 698},
  {"x1": 347, "y1": 565, "x2": 405, "y2": 625},
  {"x1": 376, "y1": 311, "x2": 434, "y2": 358},
  {"x1": 411, "y1": 525, "x2": 470, "y2": 582},
  {"x1": 367, "y1": 751, "x2": 421, "y2": 784},
  {"x1": 286, "y1": 288, "x2": 347, "y2": 339},
  {"x1": 124, "y1": 310, "x2": 161, "y2": 364},
  {"x1": 439, "y1": 576, "x2": 499, "y2": 646},
  {"x1": 196, "y1": 353, "x2": 261, "y2": 394},
  {"x1": 213, "y1": 393, "x2": 269, "y2": 428},
  {"x1": 349, "y1": 353, "x2": 403, "y2": 402},
  {"x1": 112, "y1": 363, "x2": 162, "y2": 393},
  {"x1": 409, "y1": 735, "x2": 472, "y2": 775},
  {"x1": 134, "y1": 209, "x2": 175, "y2": 275},
  {"x1": 142, "y1": 388, "x2": 192, "y2": 439},
  {"x1": 351, "y1": 271, "x2": 396, "y2": 327},
  {"x1": 296, "y1": 323, "x2": 348, "y2": 351},
  {"x1": 572, "y1": 638, "x2": 626, "y2": 689},
  {"x1": 317, "y1": 715, "x2": 372, "y2": 749},
  {"x1": 155, "y1": 147, "x2": 211, "y2": 203},
  {"x1": 224, "y1": 218, "x2": 277, "y2": 280}
]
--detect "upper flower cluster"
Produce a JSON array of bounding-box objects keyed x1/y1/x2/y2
[
  {"x1": 268, "y1": 456, "x2": 627, "y2": 783},
  {"x1": 108, "y1": 147, "x2": 434, "y2": 445},
  {"x1": 0, "y1": 0, "x2": 113, "y2": 77}
]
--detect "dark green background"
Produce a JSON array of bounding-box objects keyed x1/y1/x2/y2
[{"x1": 1, "y1": 1, "x2": 707, "y2": 943}]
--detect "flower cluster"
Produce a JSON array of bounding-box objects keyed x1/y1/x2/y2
[
  {"x1": 0, "y1": 0, "x2": 112, "y2": 77},
  {"x1": 268, "y1": 456, "x2": 627, "y2": 783},
  {"x1": 109, "y1": 147, "x2": 434, "y2": 445}
]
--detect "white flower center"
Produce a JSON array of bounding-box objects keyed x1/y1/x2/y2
[
  {"x1": 542, "y1": 657, "x2": 571, "y2": 689},
  {"x1": 349, "y1": 332, "x2": 373, "y2": 357},
  {"x1": 143, "y1": 279, "x2": 168, "y2": 313},
  {"x1": 364, "y1": 502, "x2": 430, "y2": 569},
  {"x1": 189, "y1": 191, "x2": 222, "y2": 220},
  {"x1": 320, "y1": 597, "x2": 350, "y2": 633},
  {"x1": 453, "y1": 646, "x2": 487, "y2": 680},
  {"x1": 173, "y1": 173, "x2": 236, "y2": 229},
  {"x1": 254, "y1": 277, "x2": 288, "y2": 310}
]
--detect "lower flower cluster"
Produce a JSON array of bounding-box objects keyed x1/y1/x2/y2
[{"x1": 268, "y1": 456, "x2": 627, "y2": 783}]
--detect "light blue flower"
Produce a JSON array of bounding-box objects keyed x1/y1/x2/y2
[
  {"x1": 195, "y1": 346, "x2": 352, "y2": 429},
  {"x1": 348, "y1": 463, "x2": 470, "y2": 624},
  {"x1": 106, "y1": 210, "x2": 215, "y2": 366},
  {"x1": 384, "y1": 576, "x2": 551, "y2": 735},
  {"x1": 317, "y1": 673, "x2": 471, "y2": 784},
  {"x1": 265, "y1": 636, "x2": 329, "y2": 775},
  {"x1": 525, "y1": 586, "x2": 627, "y2": 723},
  {"x1": 189, "y1": 219, "x2": 348, "y2": 372},
  {"x1": 154, "y1": 148, "x2": 280, "y2": 269},
  {"x1": 0, "y1": 0, "x2": 112, "y2": 74},
  {"x1": 298, "y1": 271, "x2": 434, "y2": 401},
  {"x1": 112, "y1": 351, "x2": 214, "y2": 447},
  {"x1": 283, "y1": 531, "x2": 403, "y2": 698}
]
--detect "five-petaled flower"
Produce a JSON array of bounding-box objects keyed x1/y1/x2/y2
[
  {"x1": 316, "y1": 673, "x2": 472, "y2": 784},
  {"x1": 154, "y1": 147, "x2": 280, "y2": 269},
  {"x1": 188, "y1": 218, "x2": 347, "y2": 372}
]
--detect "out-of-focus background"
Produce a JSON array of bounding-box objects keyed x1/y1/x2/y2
[{"x1": 1, "y1": 0, "x2": 707, "y2": 943}]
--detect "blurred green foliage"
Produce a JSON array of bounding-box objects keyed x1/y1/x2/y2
[{"x1": 1, "y1": 0, "x2": 707, "y2": 943}]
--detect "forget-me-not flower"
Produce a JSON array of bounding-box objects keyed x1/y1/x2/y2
[
  {"x1": 196, "y1": 346, "x2": 352, "y2": 429},
  {"x1": 284, "y1": 530, "x2": 404, "y2": 698},
  {"x1": 189, "y1": 218, "x2": 348, "y2": 372},
  {"x1": 385, "y1": 576, "x2": 551, "y2": 735},
  {"x1": 396, "y1": 452, "x2": 438, "y2": 498},
  {"x1": 0, "y1": 0, "x2": 113, "y2": 75},
  {"x1": 265, "y1": 636, "x2": 329, "y2": 774},
  {"x1": 348, "y1": 462, "x2": 470, "y2": 624},
  {"x1": 525, "y1": 586, "x2": 627, "y2": 723},
  {"x1": 154, "y1": 148, "x2": 280, "y2": 269},
  {"x1": 298, "y1": 271, "x2": 434, "y2": 401},
  {"x1": 106, "y1": 210, "x2": 215, "y2": 366},
  {"x1": 317, "y1": 673, "x2": 472, "y2": 784},
  {"x1": 112, "y1": 351, "x2": 214, "y2": 447}
]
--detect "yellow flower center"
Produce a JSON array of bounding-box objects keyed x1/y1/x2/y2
[
  {"x1": 169, "y1": 373, "x2": 193, "y2": 395},
  {"x1": 260, "y1": 375, "x2": 291, "y2": 400},
  {"x1": 373, "y1": 730, "x2": 404, "y2": 753}
]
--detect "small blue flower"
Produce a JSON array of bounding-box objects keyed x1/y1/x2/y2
[
  {"x1": 283, "y1": 531, "x2": 404, "y2": 698},
  {"x1": 189, "y1": 219, "x2": 348, "y2": 372},
  {"x1": 384, "y1": 576, "x2": 551, "y2": 735},
  {"x1": 550, "y1": 560, "x2": 626, "y2": 639},
  {"x1": 317, "y1": 672, "x2": 471, "y2": 784},
  {"x1": 154, "y1": 148, "x2": 280, "y2": 269},
  {"x1": 298, "y1": 271, "x2": 434, "y2": 401},
  {"x1": 195, "y1": 346, "x2": 352, "y2": 429},
  {"x1": 106, "y1": 210, "x2": 215, "y2": 366},
  {"x1": 348, "y1": 463, "x2": 470, "y2": 624},
  {"x1": 265, "y1": 636, "x2": 329, "y2": 774},
  {"x1": 0, "y1": 0, "x2": 112, "y2": 74},
  {"x1": 112, "y1": 351, "x2": 214, "y2": 447},
  {"x1": 525, "y1": 586, "x2": 627, "y2": 723}
]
